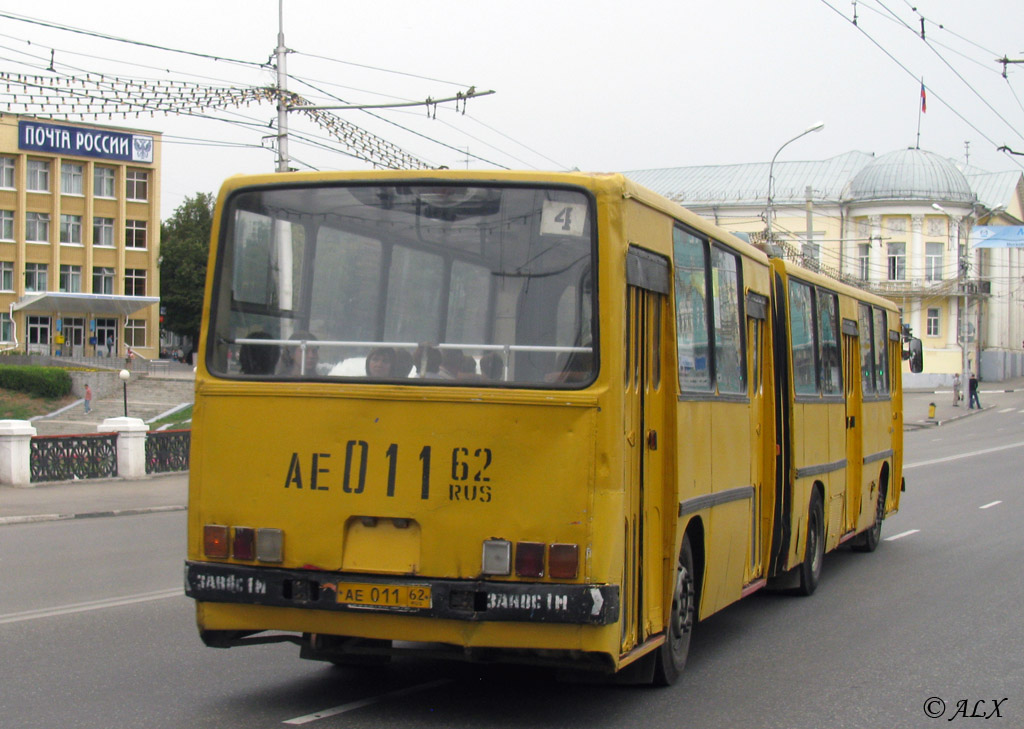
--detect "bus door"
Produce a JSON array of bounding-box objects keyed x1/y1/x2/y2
[
  {"x1": 745, "y1": 294, "x2": 769, "y2": 582},
  {"x1": 841, "y1": 321, "x2": 863, "y2": 533},
  {"x1": 622, "y1": 247, "x2": 670, "y2": 654}
]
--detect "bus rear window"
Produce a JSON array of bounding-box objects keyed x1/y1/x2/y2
[{"x1": 208, "y1": 184, "x2": 597, "y2": 387}]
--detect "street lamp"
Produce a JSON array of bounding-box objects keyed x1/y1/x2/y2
[
  {"x1": 119, "y1": 368, "x2": 130, "y2": 417},
  {"x1": 766, "y1": 121, "x2": 825, "y2": 237},
  {"x1": 932, "y1": 203, "x2": 970, "y2": 398}
]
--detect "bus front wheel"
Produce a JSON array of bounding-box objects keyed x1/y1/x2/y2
[
  {"x1": 796, "y1": 491, "x2": 824, "y2": 596},
  {"x1": 653, "y1": 535, "x2": 696, "y2": 686}
]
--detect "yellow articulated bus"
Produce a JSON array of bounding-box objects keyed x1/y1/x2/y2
[{"x1": 185, "y1": 170, "x2": 922, "y2": 685}]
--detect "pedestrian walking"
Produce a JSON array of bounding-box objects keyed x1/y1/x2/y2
[
  {"x1": 968, "y1": 372, "x2": 981, "y2": 409},
  {"x1": 952, "y1": 373, "x2": 961, "y2": 407},
  {"x1": 84, "y1": 383, "x2": 92, "y2": 414}
]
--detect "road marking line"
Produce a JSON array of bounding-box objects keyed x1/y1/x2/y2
[
  {"x1": 980, "y1": 501, "x2": 1003, "y2": 509},
  {"x1": 283, "y1": 679, "x2": 452, "y2": 725},
  {"x1": 884, "y1": 529, "x2": 920, "y2": 542},
  {"x1": 904, "y1": 440, "x2": 1024, "y2": 469},
  {"x1": 0, "y1": 588, "x2": 183, "y2": 625},
  {"x1": 999, "y1": 408, "x2": 1015, "y2": 413}
]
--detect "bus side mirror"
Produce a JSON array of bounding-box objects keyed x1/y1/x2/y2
[{"x1": 903, "y1": 337, "x2": 923, "y2": 373}]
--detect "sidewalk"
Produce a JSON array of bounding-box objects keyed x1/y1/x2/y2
[
  {"x1": 903, "y1": 375, "x2": 1024, "y2": 428},
  {"x1": 0, "y1": 472, "x2": 187, "y2": 525}
]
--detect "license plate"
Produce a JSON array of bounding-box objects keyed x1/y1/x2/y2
[{"x1": 335, "y1": 582, "x2": 432, "y2": 609}]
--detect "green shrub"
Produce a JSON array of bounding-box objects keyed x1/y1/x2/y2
[{"x1": 0, "y1": 365, "x2": 73, "y2": 398}]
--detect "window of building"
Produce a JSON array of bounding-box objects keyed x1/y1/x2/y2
[
  {"x1": 0, "y1": 313, "x2": 12, "y2": 343},
  {"x1": 61, "y1": 162, "x2": 84, "y2": 195},
  {"x1": 94, "y1": 166, "x2": 115, "y2": 198},
  {"x1": 927, "y1": 307, "x2": 940, "y2": 337},
  {"x1": 126, "y1": 170, "x2": 148, "y2": 201},
  {"x1": 60, "y1": 214, "x2": 83, "y2": 245},
  {"x1": 858, "y1": 244, "x2": 870, "y2": 281},
  {"x1": 125, "y1": 268, "x2": 146, "y2": 296},
  {"x1": 125, "y1": 220, "x2": 147, "y2": 248},
  {"x1": 0, "y1": 261, "x2": 12, "y2": 291},
  {"x1": 887, "y1": 242, "x2": 906, "y2": 281},
  {"x1": 125, "y1": 318, "x2": 146, "y2": 347},
  {"x1": 925, "y1": 242, "x2": 943, "y2": 281},
  {"x1": 799, "y1": 231, "x2": 823, "y2": 267},
  {"x1": 93, "y1": 266, "x2": 114, "y2": 295},
  {"x1": 26, "y1": 160, "x2": 50, "y2": 192},
  {"x1": 93, "y1": 217, "x2": 115, "y2": 247},
  {"x1": 25, "y1": 212, "x2": 50, "y2": 242},
  {"x1": 59, "y1": 264, "x2": 82, "y2": 293},
  {"x1": 0, "y1": 157, "x2": 14, "y2": 188},
  {"x1": 0, "y1": 210, "x2": 13, "y2": 240},
  {"x1": 25, "y1": 262, "x2": 48, "y2": 292}
]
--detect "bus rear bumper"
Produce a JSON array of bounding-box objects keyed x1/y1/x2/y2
[{"x1": 185, "y1": 561, "x2": 619, "y2": 625}]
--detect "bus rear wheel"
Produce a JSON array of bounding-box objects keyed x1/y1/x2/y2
[
  {"x1": 796, "y1": 491, "x2": 824, "y2": 596},
  {"x1": 852, "y1": 484, "x2": 886, "y2": 553},
  {"x1": 653, "y1": 535, "x2": 695, "y2": 686}
]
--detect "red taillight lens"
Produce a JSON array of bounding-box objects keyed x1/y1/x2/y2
[
  {"x1": 549, "y1": 543, "x2": 579, "y2": 579},
  {"x1": 203, "y1": 525, "x2": 229, "y2": 559},
  {"x1": 232, "y1": 527, "x2": 255, "y2": 560},
  {"x1": 515, "y1": 542, "x2": 545, "y2": 578}
]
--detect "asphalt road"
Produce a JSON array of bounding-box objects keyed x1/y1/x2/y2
[{"x1": 2, "y1": 392, "x2": 1022, "y2": 728}]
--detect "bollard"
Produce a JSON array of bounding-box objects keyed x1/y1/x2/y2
[{"x1": 928, "y1": 402, "x2": 936, "y2": 419}]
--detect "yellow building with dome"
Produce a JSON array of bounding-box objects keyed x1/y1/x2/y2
[{"x1": 629, "y1": 149, "x2": 1024, "y2": 386}]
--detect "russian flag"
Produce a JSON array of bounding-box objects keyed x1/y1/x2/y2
[{"x1": 921, "y1": 83, "x2": 927, "y2": 113}]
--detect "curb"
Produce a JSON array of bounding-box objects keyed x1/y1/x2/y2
[
  {"x1": 905, "y1": 405, "x2": 992, "y2": 430},
  {"x1": 0, "y1": 504, "x2": 186, "y2": 526}
]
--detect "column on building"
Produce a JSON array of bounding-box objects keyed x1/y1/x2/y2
[
  {"x1": 869, "y1": 214, "x2": 882, "y2": 283},
  {"x1": 909, "y1": 214, "x2": 924, "y2": 340},
  {"x1": 946, "y1": 217, "x2": 961, "y2": 350}
]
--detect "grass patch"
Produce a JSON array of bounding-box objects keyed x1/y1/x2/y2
[
  {"x1": 0, "y1": 388, "x2": 77, "y2": 419},
  {"x1": 150, "y1": 405, "x2": 193, "y2": 430}
]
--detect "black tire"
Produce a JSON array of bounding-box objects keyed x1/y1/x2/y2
[
  {"x1": 852, "y1": 485, "x2": 886, "y2": 553},
  {"x1": 653, "y1": 535, "x2": 696, "y2": 686},
  {"x1": 795, "y1": 491, "x2": 824, "y2": 596}
]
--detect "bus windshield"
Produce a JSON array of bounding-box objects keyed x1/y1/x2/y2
[{"x1": 208, "y1": 183, "x2": 597, "y2": 386}]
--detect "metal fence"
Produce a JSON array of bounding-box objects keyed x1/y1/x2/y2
[
  {"x1": 145, "y1": 429, "x2": 191, "y2": 474},
  {"x1": 30, "y1": 433, "x2": 119, "y2": 483}
]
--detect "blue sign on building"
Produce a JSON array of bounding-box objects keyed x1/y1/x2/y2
[
  {"x1": 971, "y1": 225, "x2": 1024, "y2": 248},
  {"x1": 18, "y1": 120, "x2": 153, "y2": 163}
]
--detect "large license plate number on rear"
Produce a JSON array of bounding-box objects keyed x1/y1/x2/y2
[{"x1": 336, "y1": 583, "x2": 431, "y2": 610}]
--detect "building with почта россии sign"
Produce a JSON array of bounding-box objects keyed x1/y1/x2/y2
[{"x1": 0, "y1": 114, "x2": 160, "y2": 361}]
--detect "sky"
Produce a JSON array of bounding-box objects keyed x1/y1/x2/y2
[{"x1": 0, "y1": 0, "x2": 1022, "y2": 218}]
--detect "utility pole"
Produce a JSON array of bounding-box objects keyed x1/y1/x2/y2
[{"x1": 275, "y1": 0, "x2": 290, "y2": 173}]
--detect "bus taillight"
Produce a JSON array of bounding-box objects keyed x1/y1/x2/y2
[
  {"x1": 514, "y1": 542, "x2": 546, "y2": 578},
  {"x1": 203, "y1": 525, "x2": 229, "y2": 559},
  {"x1": 481, "y1": 539, "x2": 511, "y2": 575},
  {"x1": 255, "y1": 528, "x2": 284, "y2": 563},
  {"x1": 232, "y1": 527, "x2": 255, "y2": 560},
  {"x1": 548, "y1": 544, "x2": 579, "y2": 579},
  {"x1": 203, "y1": 524, "x2": 283, "y2": 563}
]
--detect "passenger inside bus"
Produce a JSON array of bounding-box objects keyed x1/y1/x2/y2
[
  {"x1": 365, "y1": 347, "x2": 396, "y2": 378},
  {"x1": 414, "y1": 343, "x2": 442, "y2": 378},
  {"x1": 279, "y1": 331, "x2": 319, "y2": 376},
  {"x1": 238, "y1": 331, "x2": 279, "y2": 375},
  {"x1": 479, "y1": 352, "x2": 504, "y2": 381}
]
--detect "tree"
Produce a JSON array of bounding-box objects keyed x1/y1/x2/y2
[{"x1": 160, "y1": 193, "x2": 214, "y2": 354}]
